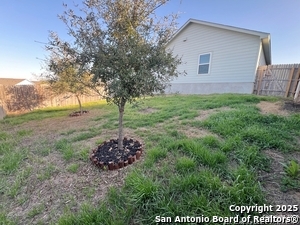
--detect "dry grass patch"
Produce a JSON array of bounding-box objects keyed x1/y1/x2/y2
[
  {"x1": 139, "y1": 107, "x2": 158, "y2": 114},
  {"x1": 21, "y1": 108, "x2": 104, "y2": 136},
  {"x1": 6, "y1": 154, "x2": 133, "y2": 224},
  {"x1": 1, "y1": 107, "x2": 144, "y2": 224},
  {"x1": 259, "y1": 149, "x2": 300, "y2": 215},
  {"x1": 195, "y1": 107, "x2": 232, "y2": 121},
  {"x1": 178, "y1": 126, "x2": 217, "y2": 139},
  {"x1": 257, "y1": 101, "x2": 290, "y2": 116}
]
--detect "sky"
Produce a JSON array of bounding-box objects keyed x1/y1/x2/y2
[{"x1": 0, "y1": 0, "x2": 299, "y2": 80}]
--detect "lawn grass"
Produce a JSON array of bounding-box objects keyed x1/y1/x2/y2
[
  {"x1": 0, "y1": 94, "x2": 299, "y2": 225},
  {"x1": 0, "y1": 100, "x2": 108, "y2": 126}
]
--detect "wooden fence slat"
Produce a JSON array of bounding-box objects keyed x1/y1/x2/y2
[
  {"x1": 253, "y1": 67, "x2": 264, "y2": 94},
  {"x1": 292, "y1": 65, "x2": 300, "y2": 94},
  {"x1": 285, "y1": 67, "x2": 295, "y2": 97},
  {"x1": 291, "y1": 65, "x2": 299, "y2": 96},
  {"x1": 294, "y1": 79, "x2": 300, "y2": 101},
  {"x1": 0, "y1": 84, "x2": 103, "y2": 113},
  {"x1": 254, "y1": 64, "x2": 300, "y2": 98},
  {"x1": 256, "y1": 68, "x2": 266, "y2": 95}
]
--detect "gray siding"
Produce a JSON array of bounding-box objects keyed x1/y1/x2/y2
[
  {"x1": 167, "y1": 23, "x2": 261, "y2": 85},
  {"x1": 168, "y1": 82, "x2": 254, "y2": 94}
]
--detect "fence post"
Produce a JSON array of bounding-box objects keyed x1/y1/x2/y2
[
  {"x1": 256, "y1": 66, "x2": 267, "y2": 95},
  {"x1": 294, "y1": 77, "x2": 300, "y2": 102},
  {"x1": 0, "y1": 105, "x2": 6, "y2": 120},
  {"x1": 285, "y1": 67, "x2": 295, "y2": 97}
]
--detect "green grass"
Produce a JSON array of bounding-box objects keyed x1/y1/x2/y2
[
  {"x1": 37, "y1": 164, "x2": 57, "y2": 181},
  {"x1": 72, "y1": 129, "x2": 101, "y2": 142},
  {"x1": 175, "y1": 156, "x2": 196, "y2": 172},
  {"x1": 60, "y1": 129, "x2": 77, "y2": 136},
  {"x1": 0, "y1": 150, "x2": 26, "y2": 174},
  {"x1": 67, "y1": 163, "x2": 80, "y2": 173},
  {"x1": 0, "y1": 140, "x2": 14, "y2": 156},
  {"x1": 27, "y1": 204, "x2": 45, "y2": 219},
  {"x1": 169, "y1": 139, "x2": 227, "y2": 168},
  {"x1": 76, "y1": 147, "x2": 90, "y2": 161},
  {"x1": 0, "y1": 212, "x2": 16, "y2": 225},
  {"x1": 201, "y1": 108, "x2": 297, "y2": 152},
  {"x1": 17, "y1": 129, "x2": 33, "y2": 137},
  {"x1": 82, "y1": 187, "x2": 96, "y2": 199},
  {"x1": 55, "y1": 139, "x2": 75, "y2": 161},
  {"x1": 281, "y1": 176, "x2": 300, "y2": 192},
  {"x1": 7, "y1": 167, "x2": 32, "y2": 198},
  {"x1": 280, "y1": 160, "x2": 300, "y2": 192},
  {"x1": 55, "y1": 94, "x2": 300, "y2": 224},
  {"x1": 144, "y1": 147, "x2": 168, "y2": 166},
  {"x1": 1, "y1": 93, "x2": 299, "y2": 225},
  {"x1": 1, "y1": 100, "x2": 108, "y2": 125},
  {"x1": 284, "y1": 160, "x2": 300, "y2": 178}
]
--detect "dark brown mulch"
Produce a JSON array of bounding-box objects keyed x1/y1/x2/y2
[
  {"x1": 90, "y1": 138, "x2": 142, "y2": 170},
  {"x1": 69, "y1": 110, "x2": 89, "y2": 117}
]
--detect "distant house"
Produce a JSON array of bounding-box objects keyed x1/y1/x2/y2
[
  {"x1": 0, "y1": 78, "x2": 34, "y2": 86},
  {"x1": 166, "y1": 19, "x2": 271, "y2": 94}
]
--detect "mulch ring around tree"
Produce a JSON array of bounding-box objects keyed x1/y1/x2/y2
[
  {"x1": 69, "y1": 110, "x2": 89, "y2": 117},
  {"x1": 90, "y1": 138, "x2": 142, "y2": 170}
]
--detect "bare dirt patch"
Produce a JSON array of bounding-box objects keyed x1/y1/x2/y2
[
  {"x1": 257, "y1": 101, "x2": 290, "y2": 116},
  {"x1": 283, "y1": 100, "x2": 300, "y2": 112},
  {"x1": 22, "y1": 109, "x2": 104, "y2": 136},
  {"x1": 8, "y1": 158, "x2": 134, "y2": 224},
  {"x1": 69, "y1": 110, "x2": 89, "y2": 117},
  {"x1": 195, "y1": 107, "x2": 232, "y2": 121},
  {"x1": 5, "y1": 142, "x2": 141, "y2": 225},
  {"x1": 2, "y1": 108, "x2": 146, "y2": 224},
  {"x1": 139, "y1": 107, "x2": 158, "y2": 114},
  {"x1": 178, "y1": 126, "x2": 218, "y2": 139},
  {"x1": 259, "y1": 150, "x2": 300, "y2": 215},
  {"x1": 11, "y1": 109, "x2": 108, "y2": 149}
]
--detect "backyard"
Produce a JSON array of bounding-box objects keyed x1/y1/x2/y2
[{"x1": 0, "y1": 94, "x2": 299, "y2": 224}]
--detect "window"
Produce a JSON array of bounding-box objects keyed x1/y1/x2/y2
[{"x1": 198, "y1": 53, "x2": 211, "y2": 74}]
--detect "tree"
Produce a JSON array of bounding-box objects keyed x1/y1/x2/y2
[
  {"x1": 44, "y1": 37, "x2": 94, "y2": 115},
  {"x1": 47, "y1": 0, "x2": 184, "y2": 149}
]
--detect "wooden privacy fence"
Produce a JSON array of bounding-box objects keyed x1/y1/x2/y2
[
  {"x1": 0, "y1": 84, "x2": 103, "y2": 113},
  {"x1": 253, "y1": 64, "x2": 300, "y2": 101}
]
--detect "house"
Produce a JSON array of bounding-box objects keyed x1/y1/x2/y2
[
  {"x1": 166, "y1": 19, "x2": 271, "y2": 94},
  {"x1": 0, "y1": 78, "x2": 34, "y2": 86}
]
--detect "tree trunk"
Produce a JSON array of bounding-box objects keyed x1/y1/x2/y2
[
  {"x1": 76, "y1": 94, "x2": 82, "y2": 115},
  {"x1": 118, "y1": 100, "x2": 126, "y2": 150}
]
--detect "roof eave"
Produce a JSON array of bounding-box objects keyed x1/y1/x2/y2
[
  {"x1": 262, "y1": 36, "x2": 272, "y2": 65},
  {"x1": 169, "y1": 19, "x2": 270, "y2": 43}
]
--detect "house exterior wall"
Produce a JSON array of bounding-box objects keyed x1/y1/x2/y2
[
  {"x1": 167, "y1": 23, "x2": 261, "y2": 94},
  {"x1": 167, "y1": 82, "x2": 254, "y2": 94}
]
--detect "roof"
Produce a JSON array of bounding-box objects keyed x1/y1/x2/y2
[
  {"x1": 0, "y1": 78, "x2": 34, "y2": 86},
  {"x1": 169, "y1": 19, "x2": 272, "y2": 65},
  {"x1": 15, "y1": 80, "x2": 34, "y2": 86}
]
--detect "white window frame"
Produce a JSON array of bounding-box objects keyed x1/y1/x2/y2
[{"x1": 197, "y1": 52, "x2": 212, "y2": 75}]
